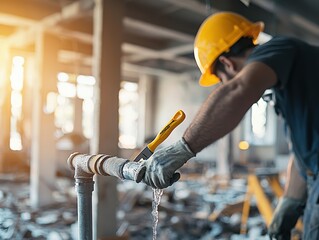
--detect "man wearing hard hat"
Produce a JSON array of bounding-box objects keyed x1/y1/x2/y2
[{"x1": 139, "y1": 11, "x2": 319, "y2": 239}]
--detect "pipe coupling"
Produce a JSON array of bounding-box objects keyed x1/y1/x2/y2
[{"x1": 67, "y1": 152, "x2": 145, "y2": 182}]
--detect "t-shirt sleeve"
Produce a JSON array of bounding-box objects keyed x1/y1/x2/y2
[{"x1": 246, "y1": 37, "x2": 296, "y2": 88}]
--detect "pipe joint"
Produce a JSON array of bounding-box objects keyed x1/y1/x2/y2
[{"x1": 67, "y1": 152, "x2": 145, "y2": 182}]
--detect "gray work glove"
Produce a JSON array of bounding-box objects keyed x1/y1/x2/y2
[
  {"x1": 140, "y1": 138, "x2": 195, "y2": 189},
  {"x1": 268, "y1": 197, "x2": 305, "y2": 240}
]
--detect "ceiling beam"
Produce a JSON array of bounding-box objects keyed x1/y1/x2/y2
[
  {"x1": 123, "y1": 32, "x2": 168, "y2": 50},
  {"x1": 0, "y1": 0, "x2": 61, "y2": 20},
  {"x1": 5, "y1": 1, "x2": 84, "y2": 47},
  {"x1": 251, "y1": 0, "x2": 319, "y2": 37},
  {"x1": 123, "y1": 18, "x2": 194, "y2": 43},
  {"x1": 5, "y1": 0, "x2": 197, "y2": 49},
  {"x1": 57, "y1": 49, "x2": 181, "y2": 77},
  {"x1": 0, "y1": 13, "x2": 37, "y2": 27},
  {"x1": 124, "y1": 43, "x2": 195, "y2": 66},
  {"x1": 55, "y1": 1, "x2": 200, "y2": 44},
  {"x1": 125, "y1": 1, "x2": 199, "y2": 42},
  {"x1": 123, "y1": 62, "x2": 180, "y2": 78},
  {"x1": 160, "y1": 0, "x2": 215, "y2": 16}
]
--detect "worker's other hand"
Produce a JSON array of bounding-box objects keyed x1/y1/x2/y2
[
  {"x1": 140, "y1": 138, "x2": 195, "y2": 189},
  {"x1": 268, "y1": 197, "x2": 304, "y2": 240}
]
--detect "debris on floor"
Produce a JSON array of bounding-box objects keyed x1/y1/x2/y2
[
  {"x1": 117, "y1": 173, "x2": 269, "y2": 240},
  {"x1": 0, "y1": 160, "x2": 300, "y2": 240},
  {"x1": 0, "y1": 174, "x2": 76, "y2": 240}
]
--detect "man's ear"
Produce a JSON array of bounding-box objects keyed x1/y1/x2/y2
[{"x1": 218, "y1": 56, "x2": 236, "y2": 73}]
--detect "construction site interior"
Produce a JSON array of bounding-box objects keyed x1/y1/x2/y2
[{"x1": 0, "y1": 0, "x2": 318, "y2": 239}]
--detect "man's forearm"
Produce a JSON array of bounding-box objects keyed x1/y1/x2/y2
[
  {"x1": 183, "y1": 62, "x2": 276, "y2": 154},
  {"x1": 183, "y1": 79, "x2": 262, "y2": 153},
  {"x1": 284, "y1": 156, "x2": 307, "y2": 200}
]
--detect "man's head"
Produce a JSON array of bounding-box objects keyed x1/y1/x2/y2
[
  {"x1": 194, "y1": 12, "x2": 264, "y2": 87},
  {"x1": 213, "y1": 37, "x2": 256, "y2": 83}
]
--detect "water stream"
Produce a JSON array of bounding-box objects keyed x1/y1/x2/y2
[{"x1": 151, "y1": 188, "x2": 164, "y2": 240}]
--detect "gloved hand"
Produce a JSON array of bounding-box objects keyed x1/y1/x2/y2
[
  {"x1": 268, "y1": 197, "x2": 305, "y2": 240},
  {"x1": 140, "y1": 138, "x2": 195, "y2": 189}
]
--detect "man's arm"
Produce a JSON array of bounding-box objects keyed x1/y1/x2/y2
[
  {"x1": 268, "y1": 155, "x2": 306, "y2": 238},
  {"x1": 139, "y1": 61, "x2": 277, "y2": 189},
  {"x1": 284, "y1": 155, "x2": 307, "y2": 199},
  {"x1": 183, "y1": 62, "x2": 277, "y2": 153}
]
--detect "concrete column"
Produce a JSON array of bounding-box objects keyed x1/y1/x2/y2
[
  {"x1": 23, "y1": 55, "x2": 36, "y2": 156},
  {"x1": 216, "y1": 134, "x2": 231, "y2": 182},
  {"x1": 92, "y1": 0, "x2": 124, "y2": 239},
  {"x1": 138, "y1": 75, "x2": 156, "y2": 146},
  {"x1": 73, "y1": 97, "x2": 83, "y2": 134},
  {"x1": 0, "y1": 42, "x2": 11, "y2": 172},
  {"x1": 30, "y1": 31, "x2": 59, "y2": 208}
]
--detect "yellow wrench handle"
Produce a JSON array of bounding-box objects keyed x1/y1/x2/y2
[{"x1": 147, "y1": 110, "x2": 186, "y2": 152}]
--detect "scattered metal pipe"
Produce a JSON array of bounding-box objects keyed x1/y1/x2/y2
[{"x1": 67, "y1": 152, "x2": 145, "y2": 240}]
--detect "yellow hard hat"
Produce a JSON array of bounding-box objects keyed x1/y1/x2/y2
[{"x1": 194, "y1": 12, "x2": 264, "y2": 87}]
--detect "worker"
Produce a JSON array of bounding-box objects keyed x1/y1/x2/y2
[{"x1": 136, "y1": 12, "x2": 319, "y2": 239}]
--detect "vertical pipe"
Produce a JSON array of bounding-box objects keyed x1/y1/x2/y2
[
  {"x1": 76, "y1": 178, "x2": 94, "y2": 240},
  {"x1": 68, "y1": 153, "x2": 145, "y2": 240}
]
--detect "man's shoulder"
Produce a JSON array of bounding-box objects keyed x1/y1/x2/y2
[
  {"x1": 250, "y1": 36, "x2": 299, "y2": 58},
  {"x1": 261, "y1": 36, "x2": 299, "y2": 48}
]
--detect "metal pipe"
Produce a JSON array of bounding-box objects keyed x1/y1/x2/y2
[
  {"x1": 67, "y1": 152, "x2": 145, "y2": 182},
  {"x1": 76, "y1": 177, "x2": 94, "y2": 240},
  {"x1": 67, "y1": 152, "x2": 145, "y2": 240}
]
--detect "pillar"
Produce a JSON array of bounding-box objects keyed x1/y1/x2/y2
[
  {"x1": 138, "y1": 75, "x2": 156, "y2": 146},
  {"x1": 73, "y1": 97, "x2": 83, "y2": 134},
  {"x1": 92, "y1": 0, "x2": 125, "y2": 238},
  {"x1": 23, "y1": 55, "x2": 36, "y2": 157},
  {"x1": 30, "y1": 31, "x2": 59, "y2": 208},
  {"x1": 0, "y1": 42, "x2": 11, "y2": 172},
  {"x1": 216, "y1": 134, "x2": 232, "y2": 182}
]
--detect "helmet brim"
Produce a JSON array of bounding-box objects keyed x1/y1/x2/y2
[{"x1": 199, "y1": 65, "x2": 220, "y2": 87}]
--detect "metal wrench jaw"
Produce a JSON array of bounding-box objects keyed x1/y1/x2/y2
[{"x1": 122, "y1": 161, "x2": 146, "y2": 183}]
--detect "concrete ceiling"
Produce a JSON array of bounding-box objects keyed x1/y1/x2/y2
[{"x1": 1, "y1": 0, "x2": 319, "y2": 79}]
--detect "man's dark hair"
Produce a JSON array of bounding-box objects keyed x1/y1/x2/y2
[{"x1": 213, "y1": 37, "x2": 256, "y2": 75}]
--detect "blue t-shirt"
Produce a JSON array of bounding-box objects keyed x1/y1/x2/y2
[{"x1": 246, "y1": 36, "x2": 319, "y2": 175}]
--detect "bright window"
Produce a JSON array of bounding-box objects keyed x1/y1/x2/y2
[
  {"x1": 251, "y1": 98, "x2": 267, "y2": 139},
  {"x1": 245, "y1": 96, "x2": 275, "y2": 145},
  {"x1": 9, "y1": 56, "x2": 24, "y2": 151},
  {"x1": 118, "y1": 81, "x2": 139, "y2": 149},
  {"x1": 55, "y1": 73, "x2": 95, "y2": 138},
  {"x1": 76, "y1": 74, "x2": 95, "y2": 138}
]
